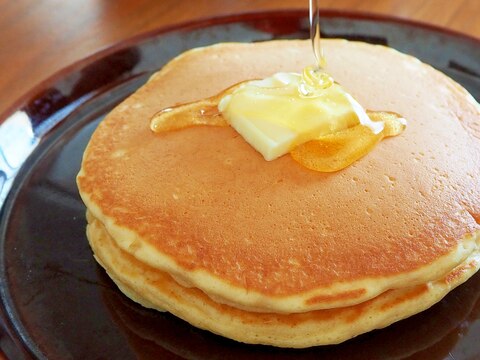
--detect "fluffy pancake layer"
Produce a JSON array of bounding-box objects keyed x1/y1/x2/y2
[
  {"x1": 77, "y1": 40, "x2": 480, "y2": 314},
  {"x1": 87, "y1": 213, "x2": 480, "y2": 347}
]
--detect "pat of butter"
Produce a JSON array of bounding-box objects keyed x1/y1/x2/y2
[{"x1": 218, "y1": 73, "x2": 381, "y2": 161}]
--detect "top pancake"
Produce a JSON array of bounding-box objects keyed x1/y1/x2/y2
[{"x1": 77, "y1": 40, "x2": 480, "y2": 313}]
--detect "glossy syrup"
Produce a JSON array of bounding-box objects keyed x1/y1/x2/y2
[
  {"x1": 310, "y1": 0, "x2": 324, "y2": 69},
  {"x1": 299, "y1": 0, "x2": 333, "y2": 96},
  {"x1": 150, "y1": 84, "x2": 406, "y2": 172},
  {"x1": 149, "y1": 1, "x2": 406, "y2": 172}
]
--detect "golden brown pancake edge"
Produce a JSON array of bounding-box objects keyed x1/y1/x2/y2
[{"x1": 77, "y1": 39, "x2": 480, "y2": 313}]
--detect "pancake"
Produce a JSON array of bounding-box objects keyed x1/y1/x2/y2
[
  {"x1": 77, "y1": 40, "x2": 480, "y2": 315},
  {"x1": 87, "y1": 213, "x2": 480, "y2": 348}
]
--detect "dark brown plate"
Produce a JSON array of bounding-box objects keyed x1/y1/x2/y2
[{"x1": 1, "y1": 10, "x2": 480, "y2": 360}]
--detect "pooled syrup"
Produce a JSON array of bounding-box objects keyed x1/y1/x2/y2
[{"x1": 150, "y1": 91, "x2": 230, "y2": 133}]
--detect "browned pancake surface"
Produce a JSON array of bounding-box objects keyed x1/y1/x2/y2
[
  {"x1": 78, "y1": 40, "x2": 480, "y2": 304},
  {"x1": 88, "y1": 213, "x2": 480, "y2": 347}
]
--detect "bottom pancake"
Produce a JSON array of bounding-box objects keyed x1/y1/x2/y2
[
  {"x1": 86, "y1": 212, "x2": 480, "y2": 348},
  {"x1": 102, "y1": 274, "x2": 480, "y2": 360}
]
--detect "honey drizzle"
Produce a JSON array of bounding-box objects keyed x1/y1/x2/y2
[
  {"x1": 298, "y1": 0, "x2": 333, "y2": 97},
  {"x1": 310, "y1": 0, "x2": 325, "y2": 70},
  {"x1": 150, "y1": 86, "x2": 406, "y2": 172},
  {"x1": 150, "y1": 85, "x2": 240, "y2": 133},
  {"x1": 149, "y1": 2, "x2": 407, "y2": 172},
  {"x1": 291, "y1": 111, "x2": 406, "y2": 172},
  {"x1": 150, "y1": 98, "x2": 227, "y2": 133}
]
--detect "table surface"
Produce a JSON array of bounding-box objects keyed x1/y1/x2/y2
[
  {"x1": 0, "y1": 0, "x2": 479, "y2": 358},
  {"x1": 0, "y1": 0, "x2": 479, "y2": 121}
]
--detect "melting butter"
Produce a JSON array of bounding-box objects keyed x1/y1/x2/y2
[
  {"x1": 218, "y1": 72, "x2": 383, "y2": 161},
  {"x1": 150, "y1": 72, "x2": 406, "y2": 172}
]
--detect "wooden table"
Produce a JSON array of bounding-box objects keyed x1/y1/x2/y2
[
  {"x1": 0, "y1": 0, "x2": 479, "y2": 120},
  {"x1": 0, "y1": 0, "x2": 478, "y2": 358}
]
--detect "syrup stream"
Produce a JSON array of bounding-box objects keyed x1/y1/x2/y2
[
  {"x1": 300, "y1": 0, "x2": 333, "y2": 95},
  {"x1": 149, "y1": 4, "x2": 407, "y2": 172},
  {"x1": 309, "y1": 0, "x2": 325, "y2": 70}
]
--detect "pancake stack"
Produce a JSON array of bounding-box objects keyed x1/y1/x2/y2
[{"x1": 77, "y1": 40, "x2": 480, "y2": 348}]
